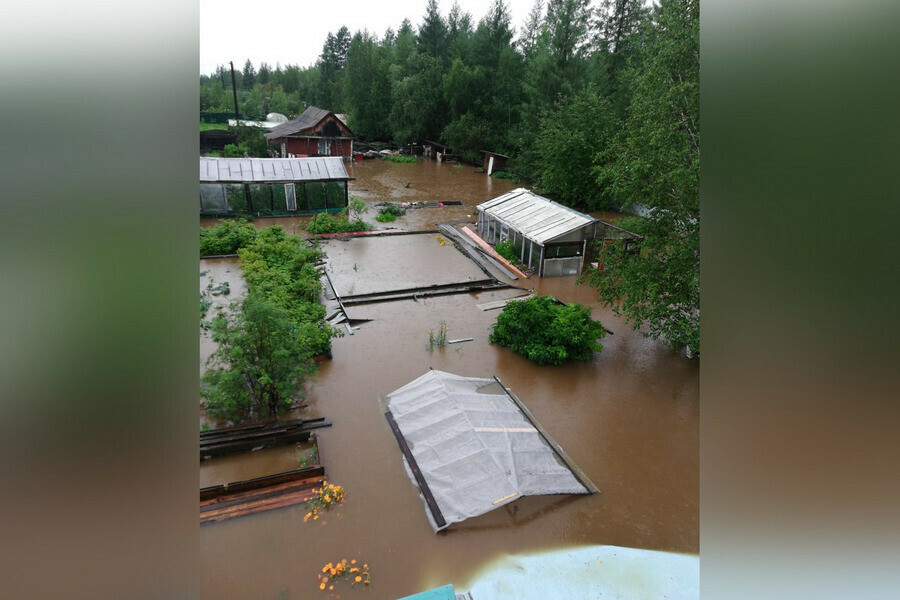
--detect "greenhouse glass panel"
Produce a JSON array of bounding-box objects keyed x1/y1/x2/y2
[
  {"x1": 199, "y1": 184, "x2": 226, "y2": 212},
  {"x1": 279, "y1": 184, "x2": 294, "y2": 211},
  {"x1": 325, "y1": 181, "x2": 347, "y2": 210},
  {"x1": 306, "y1": 183, "x2": 326, "y2": 211},
  {"x1": 224, "y1": 184, "x2": 248, "y2": 212},
  {"x1": 248, "y1": 184, "x2": 273, "y2": 213}
]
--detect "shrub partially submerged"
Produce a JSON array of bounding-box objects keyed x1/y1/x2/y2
[
  {"x1": 200, "y1": 218, "x2": 257, "y2": 256},
  {"x1": 307, "y1": 212, "x2": 371, "y2": 234},
  {"x1": 489, "y1": 296, "x2": 606, "y2": 365}
]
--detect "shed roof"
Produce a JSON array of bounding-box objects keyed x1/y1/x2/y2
[
  {"x1": 477, "y1": 188, "x2": 598, "y2": 244},
  {"x1": 264, "y1": 106, "x2": 352, "y2": 140},
  {"x1": 199, "y1": 157, "x2": 349, "y2": 183}
]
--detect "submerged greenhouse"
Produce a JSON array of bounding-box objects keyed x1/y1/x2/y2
[
  {"x1": 199, "y1": 157, "x2": 351, "y2": 217},
  {"x1": 476, "y1": 188, "x2": 600, "y2": 277}
]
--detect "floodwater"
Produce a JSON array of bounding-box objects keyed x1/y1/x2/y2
[{"x1": 199, "y1": 159, "x2": 698, "y2": 599}]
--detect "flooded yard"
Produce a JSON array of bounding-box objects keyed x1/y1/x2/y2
[{"x1": 199, "y1": 159, "x2": 698, "y2": 599}]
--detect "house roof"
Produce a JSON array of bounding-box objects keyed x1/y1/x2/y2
[
  {"x1": 264, "y1": 106, "x2": 352, "y2": 140},
  {"x1": 199, "y1": 157, "x2": 349, "y2": 183},
  {"x1": 477, "y1": 188, "x2": 598, "y2": 244}
]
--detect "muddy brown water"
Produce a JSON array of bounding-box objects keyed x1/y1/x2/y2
[{"x1": 199, "y1": 160, "x2": 697, "y2": 599}]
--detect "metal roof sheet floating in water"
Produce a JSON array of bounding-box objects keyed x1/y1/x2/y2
[
  {"x1": 199, "y1": 157, "x2": 349, "y2": 183},
  {"x1": 383, "y1": 370, "x2": 596, "y2": 533},
  {"x1": 478, "y1": 188, "x2": 598, "y2": 244}
]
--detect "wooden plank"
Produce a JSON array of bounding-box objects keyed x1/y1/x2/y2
[
  {"x1": 476, "y1": 294, "x2": 534, "y2": 311},
  {"x1": 460, "y1": 226, "x2": 528, "y2": 279},
  {"x1": 385, "y1": 410, "x2": 447, "y2": 530},
  {"x1": 493, "y1": 376, "x2": 599, "y2": 494},
  {"x1": 200, "y1": 465, "x2": 325, "y2": 501}
]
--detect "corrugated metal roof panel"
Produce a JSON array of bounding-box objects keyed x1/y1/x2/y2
[
  {"x1": 199, "y1": 157, "x2": 348, "y2": 183},
  {"x1": 477, "y1": 188, "x2": 597, "y2": 244}
]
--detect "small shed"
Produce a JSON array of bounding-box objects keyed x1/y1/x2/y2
[
  {"x1": 420, "y1": 139, "x2": 452, "y2": 161},
  {"x1": 264, "y1": 106, "x2": 356, "y2": 160},
  {"x1": 199, "y1": 157, "x2": 350, "y2": 217},
  {"x1": 476, "y1": 188, "x2": 599, "y2": 277},
  {"x1": 481, "y1": 150, "x2": 509, "y2": 175}
]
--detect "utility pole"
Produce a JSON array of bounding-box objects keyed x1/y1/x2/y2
[{"x1": 229, "y1": 61, "x2": 240, "y2": 122}]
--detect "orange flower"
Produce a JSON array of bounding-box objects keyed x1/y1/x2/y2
[
  {"x1": 322, "y1": 565, "x2": 330, "y2": 573},
  {"x1": 355, "y1": 576, "x2": 362, "y2": 583},
  {"x1": 319, "y1": 583, "x2": 325, "y2": 590},
  {"x1": 350, "y1": 559, "x2": 357, "y2": 565},
  {"x1": 330, "y1": 568, "x2": 336, "y2": 576},
  {"x1": 328, "y1": 585, "x2": 334, "y2": 591},
  {"x1": 363, "y1": 564, "x2": 368, "y2": 569}
]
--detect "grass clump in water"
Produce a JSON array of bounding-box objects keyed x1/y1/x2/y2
[
  {"x1": 382, "y1": 155, "x2": 418, "y2": 163},
  {"x1": 375, "y1": 204, "x2": 407, "y2": 223}
]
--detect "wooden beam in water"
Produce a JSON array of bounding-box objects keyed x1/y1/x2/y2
[
  {"x1": 385, "y1": 410, "x2": 447, "y2": 530},
  {"x1": 493, "y1": 376, "x2": 599, "y2": 494}
]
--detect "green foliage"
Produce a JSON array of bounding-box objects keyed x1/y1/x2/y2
[
  {"x1": 346, "y1": 196, "x2": 369, "y2": 222},
  {"x1": 229, "y1": 124, "x2": 268, "y2": 157},
  {"x1": 238, "y1": 226, "x2": 337, "y2": 357},
  {"x1": 381, "y1": 155, "x2": 418, "y2": 163},
  {"x1": 494, "y1": 240, "x2": 517, "y2": 262},
  {"x1": 534, "y1": 86, "x2": 615, "y2": 209},
  {"x1": 222, "y1": 143, "x2": 246, "y2": 158},
  {"x1": 489, "y1": 296, "x2": 606, "y2": 365},
  {"x1": 375, "y1": 204, "x2": 407, "y2": 222},
  {"x1": 200, "y1": 219, "x2": 258, "y2": 256},
  {"x1": 489, "y1": 170, "x2": 518, "y2": 180},
  {"x1": 427, "y1": 320, "x2": 449, "y2": 350},
  {"x1": 306, "y1": 212, "x2": 371, "y2": 234},
  {"x1": 202, "y1": 291, "x2": 317, "y2": 422},
  {"x1": 199, "y1": 122, "x2": 229, "y2": 131},
  {"x1": 588, "y1": 0, "x2": 699, "y2": 355},
  {"x1": 613, "y1": 216, "x2": 647, "y2": 235}
]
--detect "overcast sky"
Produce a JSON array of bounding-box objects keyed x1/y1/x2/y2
[{"x1": 200, "y1": 0, "x2": 539, "y2": 75}]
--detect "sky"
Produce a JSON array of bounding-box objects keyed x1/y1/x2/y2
[{"x1": 200, "y1": 0, "x2": 539, "y2": 75}]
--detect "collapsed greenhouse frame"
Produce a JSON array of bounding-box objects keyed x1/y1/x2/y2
[
  {"x1": 199, "y1": 157, "x2": 350, "y2": 217},
  {"x1": 383, "y1": 369, "x2": 597, "y2": 533}
]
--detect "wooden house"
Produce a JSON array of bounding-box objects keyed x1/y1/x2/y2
[{"x1": 264, "y1": 106, "x2": 355, "y2": 160}]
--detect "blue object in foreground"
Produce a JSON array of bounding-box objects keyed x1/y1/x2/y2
[
  {"x1": 465, "y1": 545, "x2": 699, "y2": 600},
  {"x1": 396, "y1": 584, "x2": 456, "y2": 600}
]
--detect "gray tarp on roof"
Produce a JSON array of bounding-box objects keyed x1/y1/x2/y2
[
  {"x1": 384, "y1": 370, "x2": 591, "y2": 532},
  {"x1": 265, "y1": 105, "x2": 354, "y2": 140},
  {"x1": 477, "y1": 188, "x2": 598, "y2": 244},
  {"x1": 199, "y1": 157, "x2": 348, "y2": 183}
]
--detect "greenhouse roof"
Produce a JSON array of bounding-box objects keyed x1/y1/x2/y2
[
  {"x1": 477, "y1": 188, "x2": 598, "y2": 244},
  {"x1": 199, "y1": 157, "x2": 349, "y2": 183}
]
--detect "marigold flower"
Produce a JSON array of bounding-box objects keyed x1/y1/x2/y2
[
  {"x1": 328, "y1": 585, "x2": 333, "y2": 590},
  {"x1": 322, "y1": 565, "x2": 330, "y2": 573},
  {"x1": 319, "y1": 583, "x2": 325, "y2": 590},
  {"x1": 351, "y1": 559, "x2": 356, "y2": 565},
  {"x1": 355, "y1": 576, "x2": 362, "y2": 583}
]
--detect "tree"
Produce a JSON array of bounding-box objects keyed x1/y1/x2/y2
[
  {"x1": 202, "y1": 291, "x2": 317, "y2": 422},
  {"x1": 586, "y1": 0, "x2": 699, "y2": 355},
  {"x1": 346, "y1": 196, "x2": 368, "y2": 222},
  {"x1": 417, "y1": 0, "x2": 448, "y2": 60},
  {"x1": 241, "y1": 59, "x2": 257, "y2": 90},
  {"x1": 489, "y1": 295, "x2": 606, "y2": 365},
  {"x1": 518, "y1": 0, "x2": 544, "y2": 56},
  {"x1": 534, "y1": 86, "x2": 615, "y2": 209}
]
